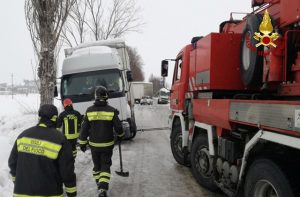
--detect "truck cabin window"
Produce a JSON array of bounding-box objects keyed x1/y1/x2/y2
[
  {"x1": 176, "y1": 58, "x2": 183, "y2": 81},
  {"x1": 61, "y1": 69, "x2": 124, "y2": 102}
]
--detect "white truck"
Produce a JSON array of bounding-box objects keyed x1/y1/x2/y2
[
  {"x1": 59, "y1": 39, "x2": 137, "y2": 139},
  {"x1": 130, "y1": 82, "x2": 153, "y2": 104},
  {"x1": 157, "y1": 88, "x2": 169, "y2": 104}
]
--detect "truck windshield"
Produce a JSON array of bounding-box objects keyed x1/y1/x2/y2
[
  {"x1": 61, "y1": 69, "x2": 124, "y2": 102},
  {"x1": 160, "y1": 91, "x2": 170, "y2": 97}
]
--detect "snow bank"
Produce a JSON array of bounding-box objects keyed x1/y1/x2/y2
[{"x1": 0, "y1": 94, "x2": 39, "y2": 196}]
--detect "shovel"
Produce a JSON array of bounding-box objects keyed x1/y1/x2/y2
[{"x1": 115, "y1": 140, "x2": 129, "y2": 177}]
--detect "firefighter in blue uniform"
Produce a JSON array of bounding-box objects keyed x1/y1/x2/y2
[
  {"x1": 57, "y1": 98, "x2": 82, "y2": 158},
  {"x1": 8, "y1": 104, "x2": 77, "y2": 197},
  {"x1": 79, "y1": 86, "x2": 124, "y2": 197}
]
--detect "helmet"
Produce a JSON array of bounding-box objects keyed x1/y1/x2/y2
[
  {"x1": 95, "y1": 86, "x2": 108, "y2": 101},
  {"x1": 63, "y1": 98, "x2": 73, "y2": 108},
  {"x1": 38, "y1": 104, "x2": 58, "y2": 122}
]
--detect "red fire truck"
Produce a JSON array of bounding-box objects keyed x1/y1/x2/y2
[{"x1": 161, "y1": 0, "x2": 300, "y2": 196}]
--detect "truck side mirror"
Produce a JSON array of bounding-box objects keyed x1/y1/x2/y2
[
  {"x1": 161, "y1": 60, "x2": 168, "y2": 77},
  {"x1": 54, "y1": 85, "x2": 58, "y2": 97},
  {"x1": 126, "y1": 71, "x2": 133, "y2": 82}
]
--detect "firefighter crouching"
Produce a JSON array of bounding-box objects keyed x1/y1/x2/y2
[
  {"x1": 79, "y1": 86, "x2": 124, "y2": 197},
  {"x1": 57, "y1": 98, "x2": 82, "y2": 158},
  {"x1": 8, "y1": 104, "x2": 77, "y2": 197}
]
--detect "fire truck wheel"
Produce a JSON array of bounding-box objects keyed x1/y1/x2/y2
[
  {"x1": 244, "y1": 159, "x2": 294, "y2": 197},
  {"x1": 240, "y1": 14, "x2": 264, "y2": 87},
  {"x1": 191, "y1": 135, "x2": 218, "y2": 191},
  {"x1": 170, "y1": 119, "x2": 185, "y2": 165}
]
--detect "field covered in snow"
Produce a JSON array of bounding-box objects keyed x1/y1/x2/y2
[{"x1": 0, "y1": 94, "x2": 40, "y2": 196}]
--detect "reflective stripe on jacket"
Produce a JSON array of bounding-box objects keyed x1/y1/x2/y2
[
  {"x1": 57, "y1": 106, "x2": 82, "y2": 140},
  {"x1": 8, "y1": 123, "x2": 77, "y2": 196},
  {"x1": 79, "y1": 100, "x2": 124, "y2": 150}
]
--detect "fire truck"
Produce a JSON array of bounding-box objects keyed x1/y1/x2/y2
[{"x1": 161, "y1": 0, "x2": 300, "y2": 196}]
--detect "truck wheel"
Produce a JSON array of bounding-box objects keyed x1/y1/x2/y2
[
  {"x1": 240, "y1": 14, "x2": 263, "y2": 87},
  {"x1": 126, "y1": 118, "x2": 137, "y2": 140},
  {"x1": 170, "y1": 119, "x2": 185, "y2": 165},
  {"x1": 244, "y1": 159, "x2": 294, "y2": 197},
  {"x1": 191, "y1": 135, "x2": 217, "y2": 191}
]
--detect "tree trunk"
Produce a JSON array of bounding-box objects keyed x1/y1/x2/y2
[{"x1": 39, "y1": 50, "x2": 56, "y2": 105}]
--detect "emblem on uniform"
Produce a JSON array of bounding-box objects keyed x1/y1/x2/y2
[{"x1": 254, "y1": 10, "x2": 279, "y2": 48}]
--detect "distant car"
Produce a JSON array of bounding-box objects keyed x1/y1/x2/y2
[{"x1": 140, "y1": 96, "x2": 153, "y2": 105}]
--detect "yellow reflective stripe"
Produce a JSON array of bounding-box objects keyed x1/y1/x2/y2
[
  {"x1": 51, "y1": 115, "x2": 58, "y2": 122},
  {"x1": 17, "y1": 137, "x2": 62, "y2": 159},
  {"x1": 99, "y1": 178, "x2": 110, "y2": 183},
  {"x1": 89, "y1": 140, "x2": 114, "y2": 147},
  {"x1": 93, "y1": 170, "x2": 100, "y2": 174},
  {"x1": 65, "y1": 186, "x2": 77, "y2": 193},
  {"x1": 74, "y1": 118, "x2": 78, "y2": 134},
  {"x1": 38, "y1": 123, "x2": 47, "y2": 128},
  {"x1": 13, "y1": 193, "x2": 63, "y2": 197},
  {"x1": 66, "y1": 133, "x2": 79, "y2": 140},
  {"x1": 64, "y1": 118, "x2": 69, "y2": 136},
  {"x1": 11, "y1": 176, "x2": 16, "y2": 182},
  {"x1": 87, "y1": 111, "x2": 114, "y2": 121},
  {"x1": 94, "y1": 174, "x2": 101, "y2": 179},
  {"x1": 100, "y1": 172, "x2": 111, "y2": 178},
  {"x1": 78, "y1": 140, "x2": 88, "y2": 145},
  {"x1": 118, "y1": 132, "x2": 125, "y2": 137}
]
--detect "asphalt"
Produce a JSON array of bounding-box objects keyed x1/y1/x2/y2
[{"x1": 76, "y1": 103, "x2": 224, "y2": 197}]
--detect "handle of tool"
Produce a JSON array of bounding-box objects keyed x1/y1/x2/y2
[{"x1": 118, "y1": 140, "x2": 123, "y2": 172}]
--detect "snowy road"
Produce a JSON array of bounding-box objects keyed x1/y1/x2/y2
[{"x1": 76, "y1": 103, "x2": 223, "y2": 197}]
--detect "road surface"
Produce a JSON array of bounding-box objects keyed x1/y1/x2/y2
[{"x1": 76, "y1": 102, "x2": 223, "y2": 197}]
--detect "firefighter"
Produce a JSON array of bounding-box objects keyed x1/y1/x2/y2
[
  {"x1": 79, "y1": 86, "x2": 124, "y2": 197},
  {"x1": 8, "y1": 104, "x2": 77, "y2": 197},
  {"x1": 57, "y1": 98, "x2": 82, "y2": 158}
]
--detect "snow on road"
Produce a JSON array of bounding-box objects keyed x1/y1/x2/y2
[{"x1": 0, "y1": 95, "x2": 222, "y2": 197}]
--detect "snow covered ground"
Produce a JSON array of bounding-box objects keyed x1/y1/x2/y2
[{"x1": 0, "y1": 94, "x2": 40, "y2": 197}]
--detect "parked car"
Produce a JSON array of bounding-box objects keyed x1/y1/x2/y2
[{"x1": 140, "y1": 96, "x2": 153, "y2": 105}]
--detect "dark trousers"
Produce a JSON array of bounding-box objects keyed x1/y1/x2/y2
[
  {"x1": 67, "y1": 139, "x2": 77, "y2": 158},
  {"x1": 91, "y1": 149, "x2": 113, "y2": 190}
]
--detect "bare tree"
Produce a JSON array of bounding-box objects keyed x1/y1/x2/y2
[
  {"x1": 61, "y1": 0, "x2": 87, "y2": 47},
  {"x1": 149, "y1": 74, "x2": 161, "y2": 95},
  {"x1": 25, "y1": 0, "x2": 75, "y2": 104},
  {"x1": 62, "y1": 0, "x2": 143, "y2": 47},
  {"x1": 126, "y1": 46, "x2": 144, "y2": 81}
]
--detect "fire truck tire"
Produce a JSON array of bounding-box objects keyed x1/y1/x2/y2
[
  {"x1": 244, "y1": 159, "x2": 294, "y2": 197},
  {"x1": 240, "y1": 14, "x2": 263, "y2": 87},
  {"x1": 170, "y1": 119, "x2": 185, "y2": 165},
  {"x1": 191, "y1": 135, "x2": 218, "y2": 191}
]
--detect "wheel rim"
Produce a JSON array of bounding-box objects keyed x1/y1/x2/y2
[
  {"x1": 242, "y1": 31, "x2": 252, "y2": 71},
  {"x1": 194, "y1": 146, "x2": 213, "y2": 178},
  {"x1": 173, "y1": 132, "x2": 183, "y2": 158},
  {"x1": 253, "y1": 180, "x2": 279, "y2": 197}
]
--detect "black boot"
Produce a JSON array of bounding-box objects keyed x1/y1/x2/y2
[{"x1": 98, "y1": 189, "x2": 107, "y2": 197}]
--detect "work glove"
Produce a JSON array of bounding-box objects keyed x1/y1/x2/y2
[{"x1": 80, "y1": 145, "x2": 87, "y2": 152}]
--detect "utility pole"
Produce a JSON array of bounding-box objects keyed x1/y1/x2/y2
[{"x1": 11, "y1": 73, "x2": 14, "y2": 99}]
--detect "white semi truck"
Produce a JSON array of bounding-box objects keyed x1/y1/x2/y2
[
  {"x1": 59, "y1": 39, "x2": 137, "y2": 139},
  {"x1": 130, "y1": 82, "x2": 153, "y2": 104}
]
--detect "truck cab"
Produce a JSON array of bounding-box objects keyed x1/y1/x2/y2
[{"x1": 60, "y1": 39, "x2": 136, "y2": 139}]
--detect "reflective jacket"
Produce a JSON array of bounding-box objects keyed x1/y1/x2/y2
[
  {"x1": 8, "y1": 120, "x2": 77, "y2": 197},
  {"x1": 57, "y1": 106, "x2": 82, "y2": 140},
  {"x1": 79, "y1": 100, "x2": 124, "y2": 151}
]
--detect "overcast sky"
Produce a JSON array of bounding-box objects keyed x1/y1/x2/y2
[{"x1": 0, "y1": 1, "x2": 251, "y2": 85}]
